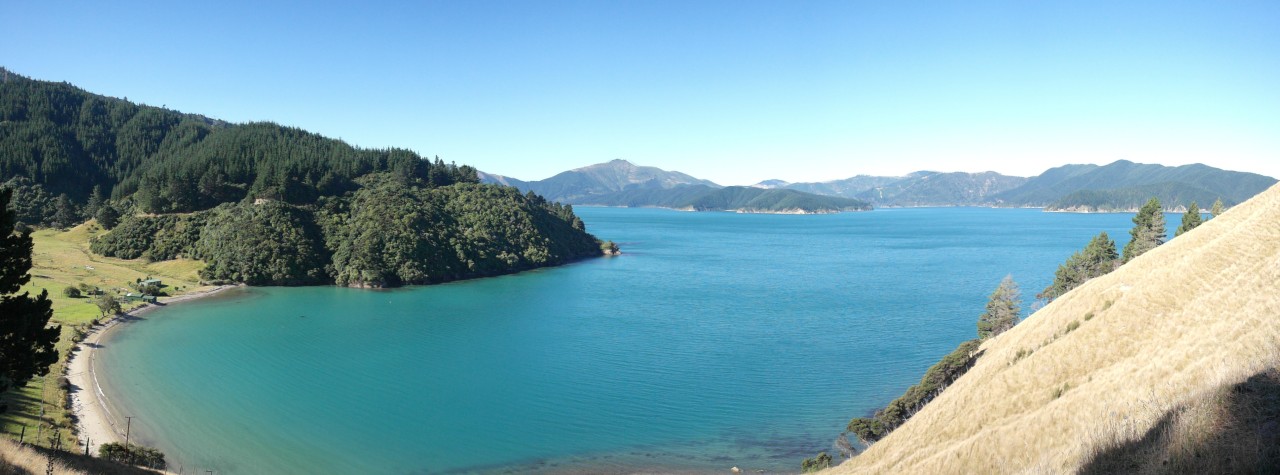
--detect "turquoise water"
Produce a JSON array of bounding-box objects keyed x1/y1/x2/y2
[{"x1": 98, "y1": 208, "x2": 1184, "y2": 474}]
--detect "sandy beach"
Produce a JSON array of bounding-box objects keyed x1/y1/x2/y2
[{"x1": 66, "y1": 285, "x2": 240, "y2": 455}]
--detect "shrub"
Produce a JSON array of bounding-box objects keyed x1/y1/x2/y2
[
  {"x1": 847, "y1": 339, "x2": 983, "y2": 444},
  {"x1": 98, "y1": 442, "x2": 166, "y2": 470},
  {"x1": 802, "y1": 452, "x2": 833, "y2": 472},
  {"x1": 1066, "y1": 320, "x2": 1081, "y2": 333},
  {"x1": 62, "y1": 286, "x2": 82, "y2": 298}
]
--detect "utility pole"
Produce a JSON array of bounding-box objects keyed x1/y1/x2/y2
[{"x1": 124, "y1": 416, "x2": 133, "y2": 447}]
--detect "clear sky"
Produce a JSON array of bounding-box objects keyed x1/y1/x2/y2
[{"x1": 4, "y1": 1, "x2": 1278, "y2": 185}]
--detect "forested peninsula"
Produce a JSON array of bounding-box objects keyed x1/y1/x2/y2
[{"x1": 0, "y1": 68, "x2": 609, "y2": 287}]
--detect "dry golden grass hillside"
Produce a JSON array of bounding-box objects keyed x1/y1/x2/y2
[
  {"x1": 0, "y1": 437, "x2": 160, "y2": 475},
  {"x1": 828, "y1": 183, "x2": 1280, "y2": 474}
]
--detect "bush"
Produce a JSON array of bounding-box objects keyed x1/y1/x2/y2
[
  {"x1": 802, "y1": 452, "x2": 833, "y2": 472},
  {"x1": 847, "y1": 339, "x2": 983, "y2": 444},
  {"x1": 62, "y1": 286, "x2": 82, "y2": 298},
  {"x1": 98, "y1": 442, "x2": 166, "y2": 470}
]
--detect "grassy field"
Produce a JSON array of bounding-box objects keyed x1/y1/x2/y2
[
  {"x1": 827, "y1": 183, "x2": 1280, "y2": 473},
  {"x1": 1, "y1": 220, "x2": 213, "y2": 452}
]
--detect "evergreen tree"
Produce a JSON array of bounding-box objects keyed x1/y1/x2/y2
[
  {"x1": 95, "y1": 204, "x2": 121, "y2": 230},
  {"x1": 84, "y1": 185, "x2": 105, "y2": 217},
  {"x1": 1210, "y1": 198, "x2": 1225, "y2": 218},
  {"x1": 977, "y1": 275, "x2": 1021, "y2": 339},
  {"x1": 1121, "y1": 197, "x2": 1165, "y2": 263},
  {"x1": 0, "y1": 189, "x2": 61, "y2": 412},
  {"x1": 1175, "y1": 201, "x2": 1203, "y2": 237},
  {"x1": 1039, "y1": 232, "x2": 1118, "y2": 302},
  {"x1": 51, "y1": 193, "x2": 80, "y2": 229}
]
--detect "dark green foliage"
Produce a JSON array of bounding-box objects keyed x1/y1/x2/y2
[
  {"x1": 94, "y1": 202, "x2": 120, "y2": 229},
  {"x1": 2, "y1": 70, "x2": 606, "y2": 287},
  {"x1": 1121, "y1": 197, "x2": 1166, "y2": 263},
  {"x1": 62, "y1": 285, "x2": 82, "y2": 298},
  {"x1": 1039, "y1": 232, "x2": 1118, "y2": 302},
  {"x1": 98, "y1": 442, "x2": 167, "y2": 470},
  {"x1": 51, "y1": 193, "x2": 82, "y2": 228},
  {"x1": 325, "y1": 180, "x2": 602, "y2": 287},
  {"x1": 1175, "y1": 201, "x2": 1203, "y2": 237},
  {"x1": 0, "y1": 177, "x2": 55, "y2": 226},
  {"x1": 846, "y1": 339, "x2": 983, "y2": 444},
  {"x1": 196, "y1": 201, "x2": 330, "y2": 285},
  {"x1": 0, "y1": 189, "x2": 61, "y2": 407},
  {"x1": 89, "y1": 215, "x2": 182, "y2": 260},
  {"x1": 0, "y1": 69, "x2": 480, "y2": 218},
  {"x1": 801, "y1": 452, "x2": 833, "y2": 472},
  {"x1": 977, "y1": 275, "x2": 1021, "y2": 340},
  {"x1": 89, "y1": 178, "x2": 603, "y2": 287}
]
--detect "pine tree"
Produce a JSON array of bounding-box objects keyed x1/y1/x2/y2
[
  {"x1": 0, "y1": 189, "x2": 61, "y2": 412},
  {"x1": 977, "y1": 275, "x2": 1021, "y2": 339},
  {"x1": 95, "y1": 204, "x2": 121, "y2": 230},
  {"x1": 1210, "y1": 198, "x2": 1225, "y2": 218},
  {"x1": 1039, "y1": 232, "x2": 1118, "y2": 302},
  {"x1": 1121, "y1": 197, "x2": 1165, "y2": 263},
  {"x1": 1175, "y1": 201, "x2": 1203, "y2": 237}
]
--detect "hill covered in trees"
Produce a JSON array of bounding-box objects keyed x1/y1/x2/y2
[
  {"x1": 0, "y1": 68, "x2": 607, "y2": 286},
  {"x1": 570, "y1": 184, "x2": 871, "y2": 213},
  {"x1": 481, "y1": 160, "x2": 870, "y2": 213},
  {"x1": 753, "y1": 161, "x2": 1273, "y2": 210},
  {"x1": 996, "y1": 160, "x2": 1276, "y2": 211}
]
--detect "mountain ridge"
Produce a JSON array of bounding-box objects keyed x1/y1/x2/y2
[{"x1": 487, "y1": 159, "x2": 1274, "y2": 212}]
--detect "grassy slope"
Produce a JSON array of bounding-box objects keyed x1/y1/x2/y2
[
  {"x1": 828, "y1": 183, "x2": 1280, "y2": 474},
  {"x1": 0, "y1": 437, "x2": 160, "y2": 474},
  {"x1": 1, "y1": 220, "x2": 213, "y2": 450}
]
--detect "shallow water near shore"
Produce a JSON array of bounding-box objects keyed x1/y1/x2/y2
[{"x1": 96, "y1": 207, "x2": 1183, "y2": 474}]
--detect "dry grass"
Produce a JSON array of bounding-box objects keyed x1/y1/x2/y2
[
  {"x1": 826, "y1": 183, "x2": 1280, "y2": 474},
  {"x1": 1079, "y1": 368, "x2": 1280, "y2": 474},
  {"x1": 2, "y1": 220, "x2": 213, "y2": 451},
  {"x1": 0, "y1": 437, "x2": 163, "y2": 475}
]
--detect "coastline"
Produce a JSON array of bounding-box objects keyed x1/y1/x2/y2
[{"x1": 66, "y1": 284, "x2": 241, "y2": 456}]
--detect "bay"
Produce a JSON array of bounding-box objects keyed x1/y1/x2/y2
[{"x1": 97, "y1": 208, "x2": 1184, "y2": 473}]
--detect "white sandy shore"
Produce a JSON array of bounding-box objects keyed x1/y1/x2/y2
[{"x1": 66, "y1": 284, "x2": 240, "y2": 455}]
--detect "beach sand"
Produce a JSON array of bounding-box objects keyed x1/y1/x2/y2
[{"x1": 66, "y1": 285, "x2": 240, "y2": 455}]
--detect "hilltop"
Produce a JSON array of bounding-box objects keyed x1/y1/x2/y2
[
  {"x1": 482, "y1": 160, "x2": 870, "y2": 213},
  {"x1": 827, "y1": 182, "x2": 1280, "y2": 473}
]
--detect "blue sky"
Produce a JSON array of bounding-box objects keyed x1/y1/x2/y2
[{"x1": 4, "y1": 1, "x2": 1278, "y2": 185}]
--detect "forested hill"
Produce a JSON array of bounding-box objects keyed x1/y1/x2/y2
[
  {"x1": 480, "y1": 160, "x2": 870, "y2": 213},
  {"x1": 0, "y1": 68, "x2": 607, "y2": 287},
  {"x1": 572, "y1": 184, "x2": 872, "y2": 213},
  {"x1": 994, "y1": 160, "x2": 1276, "y2": 211}
]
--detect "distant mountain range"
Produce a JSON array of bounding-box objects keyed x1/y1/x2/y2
[
  {"x1": 481, "y1": 160, "x2": 869, "y2": 213},
  {"x1": 484, "y1": 159, "x2": 1275, "y2": 213}
]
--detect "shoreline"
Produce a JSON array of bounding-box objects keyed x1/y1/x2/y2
[{"x1": 66, "y1": 284, "x2": 241, "y2": 456}]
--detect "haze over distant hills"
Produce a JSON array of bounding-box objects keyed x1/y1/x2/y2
[
  {"x1": 484, "y1": 159, "x2": 1275, "y2": 212},
  {"x1": 481, "y1": 160, "x2": 870, "y2": 213}
]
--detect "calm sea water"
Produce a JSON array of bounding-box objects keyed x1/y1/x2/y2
[{"x1": 97, "y1": 208, "x2": 1185, "y2": 474}]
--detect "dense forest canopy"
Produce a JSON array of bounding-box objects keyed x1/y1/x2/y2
[
  {"x1": 0, "y1": 68, "x2": 478, "y2": 217},
  {"x1": 2, "y1": 68, "x2": 606, "y2": 286}
]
